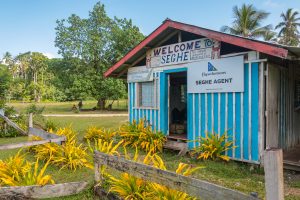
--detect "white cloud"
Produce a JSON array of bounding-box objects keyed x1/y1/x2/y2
[{"x1": 42, "y1": 52, "x2": 56, "y2": 59}]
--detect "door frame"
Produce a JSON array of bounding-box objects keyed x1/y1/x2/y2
[{"x1": 160, "y1": 68, "x2": 187, "y2": 135}]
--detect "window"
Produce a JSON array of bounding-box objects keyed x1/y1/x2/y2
[{"x1": 138, "y1": 81, "x2": 155, "y2": 107}]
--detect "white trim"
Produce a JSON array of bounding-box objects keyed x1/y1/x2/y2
[
  {"x1": 241, "y1": 93, "x2": 244, "y2": 160},
  {"x1": 198, "y1": 94, "x2": 201, "y2": 140},
  {"x1": 193, "y1": 94, "x2": 196, "y2": 147},
  {"x1": 258, "y1": 62, "x2": 265, "y2": 162},
  {"x1": 218, "y1": 93, "x2": 221, "y2": 136},
  {"x1": 212, "y1": 93, "x2": 214, "y2": 132},
  {"x1": 128, "y1": 83, "x2": 131, "y2": 122},
  {"x1": 158, "y1": 72, "x2": 161, "y2": 131},
  {"x1": 248, "y1": 62, "x2": 252, "y2": 161},
  {"x1": 233, "y1": 93, "x2": 236, "y2": 158},
  {"x1": 225, "y1": 93, "x2": 228, "y2": 156},
  {"x1": 205, "y1": 93, "x2": 208, "y2": 133}
]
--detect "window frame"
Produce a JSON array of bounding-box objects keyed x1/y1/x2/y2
[{"x1": 136, "y1": 79, "x2": 158, "y2": 109}]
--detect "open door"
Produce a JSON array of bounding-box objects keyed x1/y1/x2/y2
[
  {"x1": 266, "y1": 64, "x2": 280, "y2": 148},
  {"x1": 168, "y1": 71, "x2": 187, "y2": 140}
]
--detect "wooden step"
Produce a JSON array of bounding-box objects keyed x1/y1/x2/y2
[
  {"x1": 167, "y1": 135, "x2": 188, "y2": 142},
  {"x1": 163, "y1": 140, "x2": 188, "y2": 156}
]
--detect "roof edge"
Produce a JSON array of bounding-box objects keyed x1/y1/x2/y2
[{"x1": 105, "y1": 19, "x2": 289, "y2": 77}]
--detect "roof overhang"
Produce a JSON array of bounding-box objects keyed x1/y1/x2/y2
[{"x1": 105, "y1": 20, "x2": 292, "y2": 78}]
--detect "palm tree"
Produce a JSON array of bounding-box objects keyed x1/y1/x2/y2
[
  {"x1": 2, "y1": 52, "x2": 13, "y2": 65},
  {"x1": 221, "y1": 4, "x2": 272, "y2": 38},
  {"x1": 263, "y1": 30, "x2": 277, "y2": 42},
  {"x1": 275, "y1": 8, "x2": 300, "y2": 46}
]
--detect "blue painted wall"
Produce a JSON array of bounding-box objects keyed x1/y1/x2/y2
[{"x1": 128, "y1": 62, "x2": 261, "y2": 163}]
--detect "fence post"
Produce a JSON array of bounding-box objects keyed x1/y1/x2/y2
[
  {"x1": 94, "y1": 163, "x2": 102, "y2": 183},
  {"x1": 264, "y1": 148, "x2": 284, "y2": 200},
  {"x1": 29, "y1": 113, "x2": 33, "y2": 128}
]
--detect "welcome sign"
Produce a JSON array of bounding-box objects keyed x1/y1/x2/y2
[
  {"x1": 146, "y1": 38, "x2": 220, "y2": 68},
  {"x1": 187, "y1": 56, "x2": 244, "y2": 93}
]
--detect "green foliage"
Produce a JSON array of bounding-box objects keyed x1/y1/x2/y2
[
  {"x1": 275, "y1": 8, "x2": 300, "y2": 46},
  {"x1": 0, "y1": 151, "x2": 54, "y2": 186},
  {"x1": 25, "y1": 104, "x2": 45, "y2": 115},
  {"x1": 0, "y1": 64, "x2": 12, "y2": 106},
  {"x1": 0, "y1": 105, "x2": 27, "y2": 138},
  {"x1": 107, "y1": 152, "x2": 201, "y2": 200},
  {"x1": 32, "y1": 127, "x2": 93, "y2": 171},
  {"x1": 221, "y1": 4, "x2": 271, "y2": 38},
  {"x1": 191, "y1": 132, "x2": 236, "y2": 161},
  {"x1": 54, "y1": 2, "x2": 144, "y2": 107},
  {"x1": 84, "y1": 126, "x2": 116, "y2": 142},
  {"x1": 45, "y1": 119, "x2": 58, "y2": 131},
  {"x1": 119, "y1": 120, "x2": 167, "y2": 153}
]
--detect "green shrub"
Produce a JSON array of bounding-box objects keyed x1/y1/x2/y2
[
  {"x1": 118, "y1": 120, "x2": 166, "y2": 153},
  {"x1": 45, "y1": 120, "x2": 58, "y2": 131},
  {"x1": 191, "y1": 132, "x2": 236, "y2": 161}
]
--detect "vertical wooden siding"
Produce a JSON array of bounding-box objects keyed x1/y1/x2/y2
[
  {"x1": 128, "y1": 62, "x2": 261, "y2": 163},
  {"x1": 279, "y1": 65, "x2": 300, "y2": 150},
  {"x1": 128, "y1": 72, "x2": 160, "y2": 132},
  {"x1": 187, "y1": 62, "x2": 260, "y2": 163}
]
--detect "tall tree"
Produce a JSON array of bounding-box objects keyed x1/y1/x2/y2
[
  {"x1": 0, "y1": 64, "x2": 12, "y2": 107},
  {"x1": 55, "y1": 2, "x2": 144, "y2": 109},
  {"x1": 2, "y1": 52, "x2": 13, "y2": 65},
  {"x1": 263, "y1": 30, "x2": 277, "y2": 42},
  {"x1": 28, "y1": 52, "x2": 48, "y2": 102},
  {"x1": 221, "y1": 4, "x2": 272, "y2": 38},
  {"x1": 275, "y1": 8, "x2": 300, "y2": 46}
]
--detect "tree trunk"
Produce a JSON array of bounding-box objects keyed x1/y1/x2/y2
[{"x1": 97, "y1": 99, "x2": 106, "y2": 110}]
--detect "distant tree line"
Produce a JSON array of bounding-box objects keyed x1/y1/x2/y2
[
  {"x1": 1, "y1": 2, "x2": 144, "y2": 110},
  {"x1": 1, "y1": 3, "x2": 299, "y2": 109}
]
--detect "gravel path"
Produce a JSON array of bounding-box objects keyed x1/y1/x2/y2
[{"x1": 43, "y1": 113, "x2": 128, "y2": 117}]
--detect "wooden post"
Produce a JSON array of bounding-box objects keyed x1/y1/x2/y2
[
  {"x1": 29, "y1": 113, "x2": 33, "y2": 128},
  {"x1": 264, "y1": 148, "x2": 284, "y2": 200},
  {"x1": 94, "y1": 163, "x2": 101, "y2": 183}
]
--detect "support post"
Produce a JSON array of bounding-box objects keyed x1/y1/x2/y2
[
  {"x1": 264, "y1": 148, "x2": 284, "y2": 200},
  {"x1": 29, "y1": 113, "x2": 33, "y2": 128},
  {"x1": 94, "y1": 163, "x2": 101, "y2": 183}
]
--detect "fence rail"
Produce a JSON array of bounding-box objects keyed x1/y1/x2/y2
[{"x1": 94, "y1": 151, "x2": 259, "y2": 200}]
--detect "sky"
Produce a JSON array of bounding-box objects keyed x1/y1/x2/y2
[{"x1": 0, "y1": 0, "x2": 299, "y2": 59}]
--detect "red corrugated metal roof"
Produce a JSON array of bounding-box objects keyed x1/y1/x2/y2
[{"x1": 104, "y1": 19, "x2": 289, "y2": 77}]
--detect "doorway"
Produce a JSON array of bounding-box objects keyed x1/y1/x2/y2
[{"x1": 168, "y1": 71, "x2": 187, "y2": 139}]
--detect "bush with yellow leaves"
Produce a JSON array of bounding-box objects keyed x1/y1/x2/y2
[
  {"x1": 191, "y1": 132, "x2": 236, "y2": 161},
  {"x1": 0, "y1": 151, "x2": 54, "y2": 186},
  {"x1": 32, "y1": 127, "x2": 92, "y2": 171},
  {"x1": 119, "y1": 120, "x2": 166, "y2": 153},
  {"x1": 84, "y1": 127, "x2": 117, "y2": 142},
  {"x1": 106, "y1": 149, "x2": 203, "y2": 200}
]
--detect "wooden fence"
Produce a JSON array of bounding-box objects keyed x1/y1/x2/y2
[
  {"x1": 0, "y1": 109, "x2": 27, "y2": 135},
  {"x1": 94, "y1": 151, "x2": 260, "y2": 200}
]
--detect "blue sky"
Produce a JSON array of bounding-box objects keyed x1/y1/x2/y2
[{"x1": 0, "y1": 0, "x2": 299, "y2": 58}]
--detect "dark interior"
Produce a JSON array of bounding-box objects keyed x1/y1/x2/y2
[{"x1": 169, "y1": 71, "x2": 187, "y2": 139}]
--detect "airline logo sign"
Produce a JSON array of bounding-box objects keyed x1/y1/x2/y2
[
  {"x1": 146, "y1": 38, "x2": 220, "y2": 68},
  {"x1": 188, "y1": 56, "x2": 244, "y2": 93}
]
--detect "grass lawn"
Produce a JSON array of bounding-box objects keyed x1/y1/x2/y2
[
  {"x1": 0, "y1": 115, "x2": 299, "y2": 199},
  {"x1": 45, "y1": 116, "x2": 127, "y2": 141},
  {"x1": 8, "y1": 100, "x2": 128, "y2": 114}
]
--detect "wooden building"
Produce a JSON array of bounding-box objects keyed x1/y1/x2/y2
[{"x1": 105, "y1": 19, "x2": 300, "y2": 166}]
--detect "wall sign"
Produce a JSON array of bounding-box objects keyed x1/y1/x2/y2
[
  {"x1": 146, "y1": 38, "x2": 220, "y2": 68},
  {"x1": 127, "y1": 66, "x2": 153, "y2": 83},
  {"x1": 187, "y1": 56, "x2": 244, "y2": 93}
]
